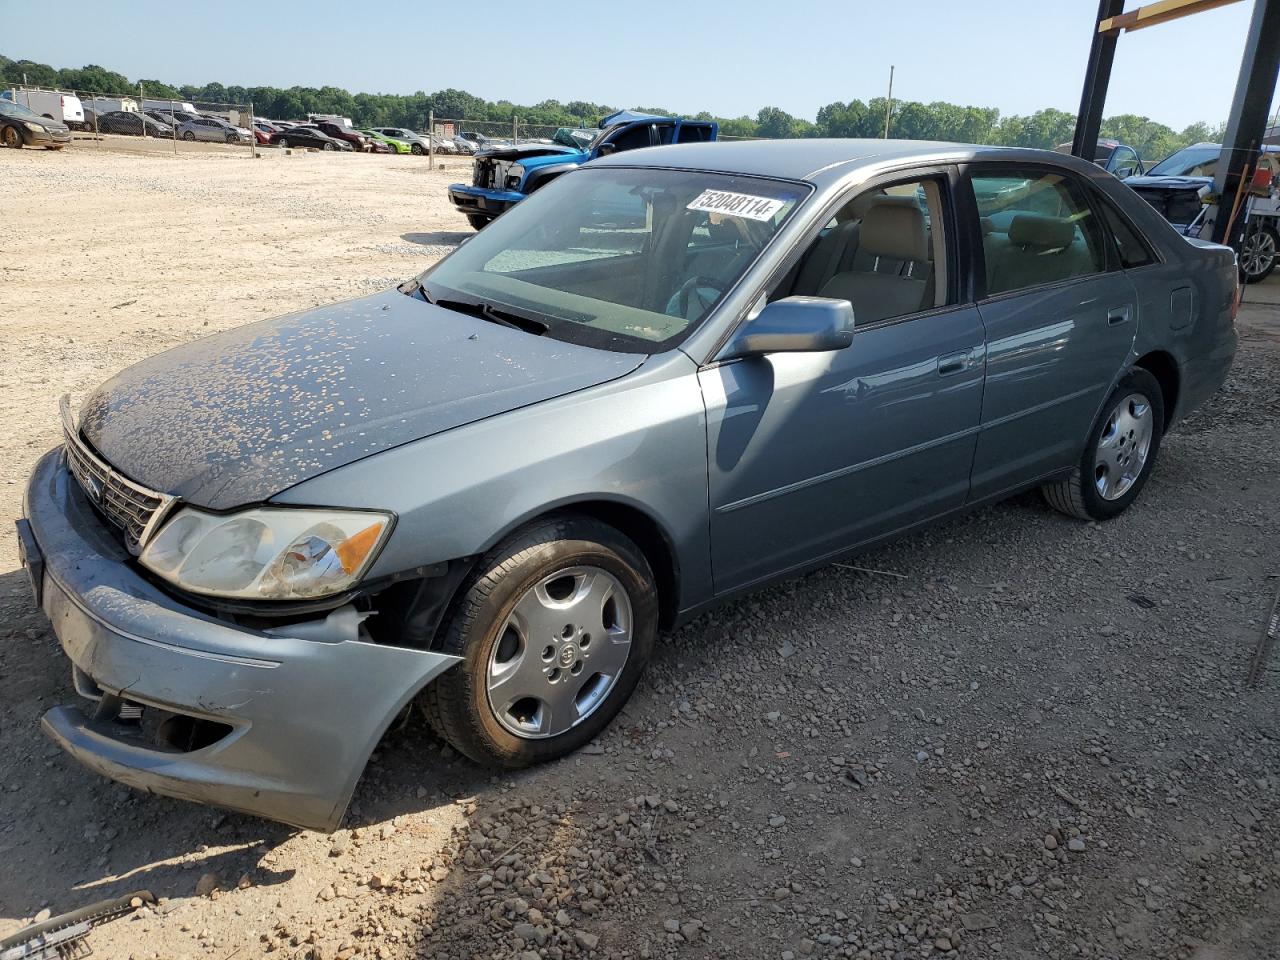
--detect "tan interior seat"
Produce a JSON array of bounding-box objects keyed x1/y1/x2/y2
[{"x1": 818, "y1": 200, "x2": 931, "y2": 324}]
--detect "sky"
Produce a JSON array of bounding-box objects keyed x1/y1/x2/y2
[{"x1": 4, "y1": 0, "x2": 1278, "y2": 131}]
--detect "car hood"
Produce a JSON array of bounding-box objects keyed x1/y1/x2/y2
[
  {"x1": 1124, "y1": 174, "x2": 1213, "y2": 190},
  {"x1": 78, "y1": 288, "x2": 645, "y2": 510},
  {"x1": 477, "y1": 143, "x2": 579, "y2": 162},
  {"x1": 519, "y1": 150, "x2": 589, "y2": 171}
]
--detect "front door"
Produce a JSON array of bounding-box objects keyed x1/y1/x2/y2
[
  {"x1": 702, "y1": 171, "x2": 986, "y2": 594},
  {"x1": 965, "y1": 164, "x2": 1138, "y2": 499}
]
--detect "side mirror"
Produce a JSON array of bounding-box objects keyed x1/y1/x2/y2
[
  {"x1": 719, "y1": 296, "x2": 855, "y2": 361},
  {"x1": 596, "y1": 142, "x2": 617, "y2": 157}
]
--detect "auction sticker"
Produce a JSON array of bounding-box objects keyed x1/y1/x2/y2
[{"x1": 687, "y1": 189, "x2": 786, "y2": 221}]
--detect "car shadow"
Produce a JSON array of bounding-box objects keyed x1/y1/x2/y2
[{"x1": 400, "y1": 231, "x2": 471, "y2": 248}]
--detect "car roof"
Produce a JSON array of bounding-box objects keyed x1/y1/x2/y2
[{"x1": 589, "y1": 138, "x2": 1091, "y2": 183}]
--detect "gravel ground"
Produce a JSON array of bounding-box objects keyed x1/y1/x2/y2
[{"x1": 0, "y1": 146, "x2": 1277, "y2": 960}]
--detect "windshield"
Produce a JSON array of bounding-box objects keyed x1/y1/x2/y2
[
  {"x1": 419, "y1": 167, "x2": 808, "y2": 353},
  {"x1": 0, "y1": 98, "x2": 42, "y2": 120},
  {"x1": 1148, "y1": 146, "x2": 1220, "y2": 177},
  {"x1": 554, "y1": 127, "x2": 597, "y2": 150}
]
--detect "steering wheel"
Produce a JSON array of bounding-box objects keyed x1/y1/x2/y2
[{"x1": 666, "y1": 275, "x2": 728, "y2": 320}]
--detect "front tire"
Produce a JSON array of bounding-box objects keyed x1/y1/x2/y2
[
  {"x1": 466, "y1": 214, "x2": 490, "y2": 231},
  {"x1": 182, "y1": 131, "x2": 195, "y2": 141},
  {"x1": 1043, "y1": 367, "x2": 1164, "y2": 521},
  {"x1": 1, "y1": 125, "x2": 23, "y2": 149},
  {"x1": 422, "y1": 515, "x2": 658, "y2": 767},
  {"x1": 323, "y1": 141, "x2": 334, "y2": 151},
  {"x1": 1240, "y1": 223, "x2": 1278, "y2": 284},
  {"x1": 411, "y1": 142, "x2": 425, "y2": 155}
]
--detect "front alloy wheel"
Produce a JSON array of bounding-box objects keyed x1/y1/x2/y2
[
  {"x1": 423, "y1": 515, "x2": 657, "y2": 767},
  {"x1": 1240, "y1": 224, "x2": 1278, "y2": 283},
  {"x1": 2, "y1": 125, "x2": 22, "y2": 148}
]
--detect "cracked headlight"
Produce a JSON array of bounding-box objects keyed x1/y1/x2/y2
[{"x1": 139, "y1": 507, "x2": 393, "y2": 600}]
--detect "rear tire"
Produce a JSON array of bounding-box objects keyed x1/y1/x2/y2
[
  {"x1": 1240, "y1": 223, "x2": 1278, "y2": 284},
  {"x1": 422, "y1": 515, "x2": 658, "y2": 767},
  {"x1": 182, "y1": 131, "x2": 195, "y2": 141},
  {"x1": 467, "y1": 214, "x2": 490, "y2": 231},
  {"x1": 1042, "y1": 368, "x2": 1164, "y2": 521}
]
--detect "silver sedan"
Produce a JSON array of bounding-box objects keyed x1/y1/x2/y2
[{"x1": 19, "y1": 140, "x2": 1238, "y2": 831}]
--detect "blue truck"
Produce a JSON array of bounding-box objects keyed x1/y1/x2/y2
[{"x1": 448, "y1": 110, "x2": 718, "y2": 229}]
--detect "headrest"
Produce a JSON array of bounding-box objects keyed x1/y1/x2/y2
[
  {"x1": 1008, "y1": 214, "x2": 1074, "y2": 250},
  {"x1": 858, "y1": 199, "x2": 929, "y2": 262}
]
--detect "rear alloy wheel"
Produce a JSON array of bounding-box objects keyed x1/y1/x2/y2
[
  {"x1": 1042, "y1": 367, "x2": 1164, "y2": 521},
  {"x1": 2, "y1": 125, "x2": 23, "y2": 148},
  {"x1": 422, "y1": 515, "x2": 657, "y2": 767},
  {"x1": 277, "y1": 138, "x2": 289, "y2": 149},
  {"x1": 1240, "y1": 223, "x2": 1278, "y2": 284}
]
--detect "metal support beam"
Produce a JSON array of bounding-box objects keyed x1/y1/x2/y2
[
  {"x1": 1099, "y1": 0, "x2": 1244, "y2": 33},
  {"x1": 1209, "y1": 0, "x2": 1280, "y2": 245},
  {"x1": 1073, "y1": 0, "x2": 1127, "y2": 160}
]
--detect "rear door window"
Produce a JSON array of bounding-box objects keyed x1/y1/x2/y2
[{"x1": 970, "y1": 167, "x2": 1107, "y2": 296}]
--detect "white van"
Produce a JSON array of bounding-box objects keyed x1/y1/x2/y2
[
  {"x1": 2, "y1": 88, "x2": 85, "y2": 128},
  {"x1": 141, "y1": 98, "x2": 197, "y2": 115}
]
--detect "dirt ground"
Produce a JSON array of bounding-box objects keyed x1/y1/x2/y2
[{"x1": 1, "y1": 145, "x2": 1278, "y2": 960}]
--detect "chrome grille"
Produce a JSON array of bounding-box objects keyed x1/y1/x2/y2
[{"x1": 60, "y1": 395, "x2": 176, "y2": 553}]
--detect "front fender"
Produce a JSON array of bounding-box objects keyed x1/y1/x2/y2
[{"x1": 272, "y1": 351, "x2": 714, "y2": 613}]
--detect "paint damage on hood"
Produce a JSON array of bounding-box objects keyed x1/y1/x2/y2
[{"x1": 78, "y1": 289, "x2": 644, "y2": 510}]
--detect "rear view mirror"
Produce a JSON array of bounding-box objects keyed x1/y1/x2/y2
[{"x1": 719, "y1": 297, "x2": 855, "y2": 361}]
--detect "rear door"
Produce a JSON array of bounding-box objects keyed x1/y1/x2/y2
[{"x1": 965, "y1": 164, "x2": 1138, "y2": 499}]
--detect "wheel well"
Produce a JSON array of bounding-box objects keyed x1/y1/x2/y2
[
  {"x1": 558, "y1": 501, "x2": 681, "y2": 629},
  {"x1": 1134, "y1": 351, "x2": 1179, "y2": 428}
]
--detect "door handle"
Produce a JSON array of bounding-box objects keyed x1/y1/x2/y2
[
  {"x1": 937, "y1": 351, "x2": 971, "y2": 376},
  {"x1": 1107, "y1": 306, "x2": 1133, "y2": 326}
]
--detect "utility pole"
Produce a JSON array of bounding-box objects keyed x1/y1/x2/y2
[{"x1": 883, "y1": 65, "x2": 894, "y2": 139}]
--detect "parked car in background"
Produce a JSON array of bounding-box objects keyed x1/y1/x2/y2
[
  {"x1": 371, "y1": 127, "x2": 431, "y2": 155},
  {"x1": 0, "y1": 97, "x2": 72, "y2": 149},
  {"x1": 100, "y1": 110, "x2": 173, "y2": 139},
  {"x1": 362, "y1": 129, "x2": 409, "y2": 154},
  {"x1": 451, "y1": 133, "x2": 478, "y2": 155},
  {"x1": 1, "y1": 88, "x2": 85, "y2": 130},
  {"x1": 1125, "y1": 142, "x2": 1280, "y2": 282},
  {"x1": 178, "y1": 116, "x2": 250, "y2": 143},
  {"x1": 19, "y1": 140, "x2": 1238, "y2": 831},
  {"x1": 1054, "y1": 138, "x2": 1144, "y2": 178},
  {"x1": 252, "y1": 121, "x2": 279, "y2": 145},
  {"x1": 268, "y1": 125, "x2": 352, "y2": 151},
  {"x1": 449, "y1": 109, "x2": 718, "y2": 229},
  {"x1": 312, "y1": 120, "x2": 369, "y2": 152}
]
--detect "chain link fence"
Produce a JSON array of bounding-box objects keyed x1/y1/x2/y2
[{"x1": 5, "y1": 85, "x2": 257, "y2": 157}]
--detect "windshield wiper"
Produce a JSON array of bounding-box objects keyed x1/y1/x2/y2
[{"x1": 426, "y1": 291, "x2": 549, "y2": 336}]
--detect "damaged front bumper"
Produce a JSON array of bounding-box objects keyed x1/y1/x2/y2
[
  {"x1": 19, "y1": 448, "x2": 460, "y2": 832},
  {"x1": 447, "y1": 183, "x2": 524, "y2": 219}
]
